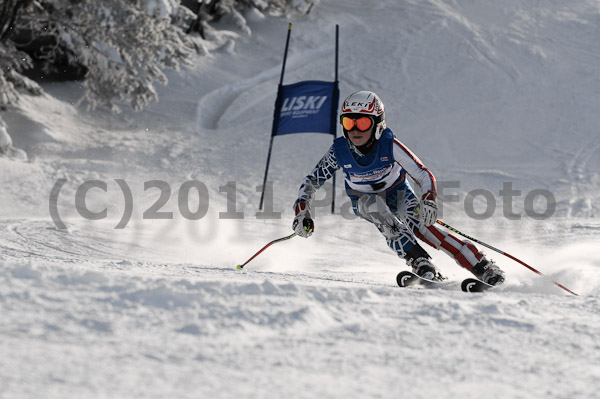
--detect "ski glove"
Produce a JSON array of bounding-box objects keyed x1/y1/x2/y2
[
  {"x1": 418, "y1": 191, "x2": 438, "y2": 226},
  {"x1": 419, "y1": 199, "x2": 438, "y2": 226},
  {"x1": 293, "y1": 201, "x2": 314, "y2": 238}
]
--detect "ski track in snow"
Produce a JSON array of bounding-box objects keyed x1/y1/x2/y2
[
  {"x1": 2, "y1": 0, "x2": 600, "y2": 398},
  {"x1": 1, "y1": 254, "x2": 599, "y2": 399},
  {"x1": 1, "y1": 217, "x2": 599, "y2": 398}
]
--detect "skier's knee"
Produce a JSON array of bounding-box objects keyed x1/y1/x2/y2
[{"x1": 356, "y1": 193, "x2": 390, "y2": 219}]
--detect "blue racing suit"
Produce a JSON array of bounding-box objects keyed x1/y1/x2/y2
[{"x1": 294, "y1": 127, "x2": 487, "y2": 271}]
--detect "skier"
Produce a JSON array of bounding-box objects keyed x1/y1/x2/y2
[{"x1": 292, "y1": 91, "x2": 505, "y2": 285}]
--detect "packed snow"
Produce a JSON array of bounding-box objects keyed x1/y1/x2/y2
[{"x1": 1, "y1": 0, "x2": 599, "y2": 398}]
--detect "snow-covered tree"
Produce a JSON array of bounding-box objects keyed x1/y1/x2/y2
[
  {"x1": 0, "y1": 0, "x2": 198, "y2": 158},
  {"x1": 14, "y1": 0, "x2": 197, "y2": 112},
  {"x1": 0, "y1": 0, "x2": 318, "y2": 159}
]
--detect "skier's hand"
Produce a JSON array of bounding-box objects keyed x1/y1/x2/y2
[
  {"x1": 419, "y1": 191, "x2": 438, "y2": 226},
  {"x1": 293, "y1": 201, "x2": 314, "y2": 238},
  {"x1": 419, "y1": 199, "x2": 438, "y2": 226}
]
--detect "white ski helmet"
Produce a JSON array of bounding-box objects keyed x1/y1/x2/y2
[{"x1": 340, "y1": 91, "x2": 386, "y2": 139}]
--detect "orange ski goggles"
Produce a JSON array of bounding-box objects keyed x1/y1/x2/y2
[{"x1": 341, "y1": 116, "x2": 373, "y2": 132}]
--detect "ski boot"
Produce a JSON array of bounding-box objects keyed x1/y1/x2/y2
[
  {"x1": 404, "y1": 244, "x2": 443, "y2": 281},
  {"x1": 472, "y1": 258, "x2": 506, "y2": 286}
]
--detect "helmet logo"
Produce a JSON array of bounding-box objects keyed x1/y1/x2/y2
[{"x1": 342, "y1": 97, "x2": 382, "y2": 115}]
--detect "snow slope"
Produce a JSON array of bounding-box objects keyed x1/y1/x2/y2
[{"x1": 1, "y1": 0, "x2": 600, "y2": 398}]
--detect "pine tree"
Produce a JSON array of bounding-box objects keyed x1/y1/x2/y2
[
  {"x1": 0, "y1": 0, "x2": 42, "y2": 110},
  {"x1": 17, "y1": 0, "x2": 197, "y2": 112},
  {"x1": 0, "y1": 0, "x2": 318, "y2": 158}
]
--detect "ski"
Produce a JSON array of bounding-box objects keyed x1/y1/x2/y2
[
  {"x1": 461, "y1": 278, "x2": 494, "y2": 293},
  {"x1": 396, "y1": 270, "x2": 444, "y2": 288}
]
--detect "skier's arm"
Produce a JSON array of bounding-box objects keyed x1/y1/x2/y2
[
  {"x1": 294, "y1": 145, "x2": 340, "y2": 209},
  {"x1": 293, "y1": 145, "x2": 339, "y2": 237},
  {"x1": 392, "y1": 138, "x2": 437, "y2": 200},
  {"x1": 392, "y1": 138, "x2": 438, "y2": 225}
]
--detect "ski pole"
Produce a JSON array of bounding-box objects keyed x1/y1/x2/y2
[
  {"x1": 436, "y1": 220, "x2": 579, "y2": 296},
  {"x1": 236, "y1": 233, "x2": 297, "y2": 270}
]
